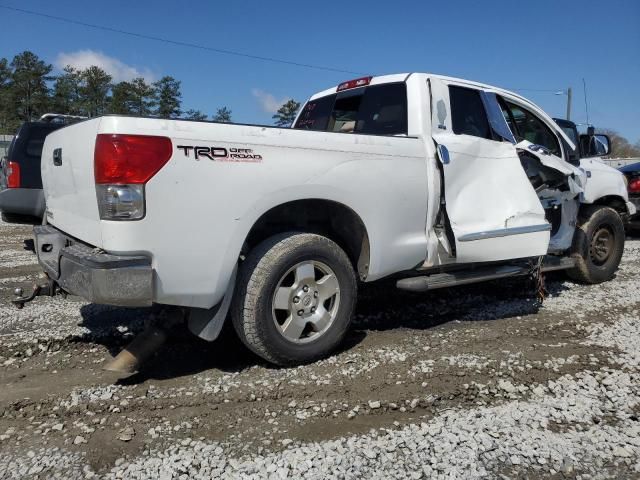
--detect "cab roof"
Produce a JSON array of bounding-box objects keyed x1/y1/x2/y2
[
  {"x1": 308, "y1": 72, "x2": 575, "y2": 150},
  {"x1": 311, "y1": 72, "x2": 534, "y2": 107}
]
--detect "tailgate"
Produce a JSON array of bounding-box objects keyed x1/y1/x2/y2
[{"x1": 41, "y1": 118, "x2": 103, "y2": 247}]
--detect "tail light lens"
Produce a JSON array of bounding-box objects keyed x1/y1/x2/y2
[
  {"x1": 94, "y1": 134, "x2": 172, "y2": 184},
  {"x1": 94, "y1": 134, "x2": 172, "y2": 220},
  {"x1": 629, "y1": 179, "x2": 640, "y2": 194},
  {"x1": 7, "y1": 161, "x2": 20, "y2": 188}
]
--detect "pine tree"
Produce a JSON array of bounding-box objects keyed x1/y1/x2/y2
[
  {"x1": 183, "y1": 109, "x2": 208, "y2": 121},
  {"x1": 52, "y1": 66, "x2": 82, "y2": 115},
  {"x1": 129, "y1": 77, "x2": 155, "y2": 116},
  {"x1": 109, "y1": 81, "x2": 135, "y2": 115},
  {"x1": 153, "y1": 76, "x2": 182, "y2": 118},
  {"x1": 272, "y1": 99, "x2": 300, "y2": 127},
  {"x1": 0, "y1": 58, "x2": 12, "y2": 132},
  {"x1": 212, "y1": 106, "x2": 232, "y2": 123},
  {"x1": 9, "y1": 51, "x2": 53, "y2": 122},
  {"x1": 79, "y1": 66, "x2": 112, "y2": 117}
]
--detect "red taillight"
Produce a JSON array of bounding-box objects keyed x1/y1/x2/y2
[
  {"x1": 7, "y1": 161, "x2": 20, "y2": 188},
  {"x1": 629, "y1": 179, "x2": 640, "y2": 193},
  {"x1": 337, "y1": 76, "x2": 372, "y2": 92},
  {"x1": 94, "y1": 134, "x2": 172, "y2": 184}
]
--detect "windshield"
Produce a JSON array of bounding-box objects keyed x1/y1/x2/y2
[{"x1": 294, "y1": 83, "x2": 408, "y2": 136}]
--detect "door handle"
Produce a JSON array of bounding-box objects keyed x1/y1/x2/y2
[{"x1": 437, "y1": 144, "x2": 450, "y2": 165}]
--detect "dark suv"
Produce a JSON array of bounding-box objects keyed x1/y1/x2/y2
[{"x1": 0, "y1": 115, "x2": 84, "y2": 223}]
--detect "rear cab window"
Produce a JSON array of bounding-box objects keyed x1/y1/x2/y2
[{"x1": 294, "y1": 83, "x2": 408, "y2": 136}]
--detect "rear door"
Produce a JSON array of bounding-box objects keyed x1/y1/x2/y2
[{"x1": 429, "y1": 77, "x2": 550, "y2": 263}]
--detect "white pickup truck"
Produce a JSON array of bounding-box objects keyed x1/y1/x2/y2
[{"x1": 27, "y1": 73, "x2": 634, "y2": 366}]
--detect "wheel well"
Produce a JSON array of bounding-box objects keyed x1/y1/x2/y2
[
  {"x1": 244, "y1": 200, "x2": 370, "y2": 279},
  {"x1": 589, "y1": 195, "x2": 628, "y2": 215}
]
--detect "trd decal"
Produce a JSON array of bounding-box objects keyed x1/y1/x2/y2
[{"x1": 177, "y1": 145, "x2": 262, "y2": 162}]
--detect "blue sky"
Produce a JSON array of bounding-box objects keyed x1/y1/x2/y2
[{"x1": 1, "y1": 0, "x2": 639, "y2": 142}]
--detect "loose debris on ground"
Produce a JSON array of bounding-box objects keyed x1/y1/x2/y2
[{"x1": 0, "y1": 217, "x2": 638, "y2": 479}]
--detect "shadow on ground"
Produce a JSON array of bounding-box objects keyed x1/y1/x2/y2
[{"x1": 75, "y1": 271, "x2": 574, "y2": 385}]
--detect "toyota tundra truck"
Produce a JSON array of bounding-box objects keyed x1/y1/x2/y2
[{"x1": 25, "y1": 73, "x2": 635, "y2": 366}]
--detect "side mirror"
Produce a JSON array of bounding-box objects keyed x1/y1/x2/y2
[{"x1": 580, "y1": 133, "x2": 611, "y2": 158}]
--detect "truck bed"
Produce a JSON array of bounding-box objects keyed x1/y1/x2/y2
[{"x1": 41, "y1": 115, "x2": 430, "y2": 309}]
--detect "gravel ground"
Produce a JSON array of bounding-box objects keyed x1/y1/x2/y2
[{"x1": 0, "y1": 216, "x2": 638, "y2": 479}]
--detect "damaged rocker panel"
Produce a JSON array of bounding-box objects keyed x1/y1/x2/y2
[{"x1": 458, "y1": 224, "x2": 552, "y2": 242}]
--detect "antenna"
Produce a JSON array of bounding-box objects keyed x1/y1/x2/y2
[{"x1": 582, "y1": 78, "x2": 590, "y2": 126}]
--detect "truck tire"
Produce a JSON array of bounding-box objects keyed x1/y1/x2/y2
[
  {"x1": 231, "y1": 232, "x2": 357, "y2": 366},
  {"x1": 567, "y1": 206, "x2": 625, "y2": 284}
]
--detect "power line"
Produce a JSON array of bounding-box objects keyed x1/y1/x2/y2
[{"x1": 0, "y1": 4, "x2": 363, "y2": 76}]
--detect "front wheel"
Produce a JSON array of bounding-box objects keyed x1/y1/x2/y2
[
  {"x1": 567, "y1": 206, "x2": 625, "y2": 284},
  {"x1": 231, "y1": 232, "x2": 357, "y2": 366}
]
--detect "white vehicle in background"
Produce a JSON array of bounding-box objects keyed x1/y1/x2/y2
[{"x1": 19, "y1": 73, "x2": 634, "y2": 367}]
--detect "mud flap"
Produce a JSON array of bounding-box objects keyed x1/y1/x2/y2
[{"x1": 187, "y1": 267, "x2": 237, "y2": 341}]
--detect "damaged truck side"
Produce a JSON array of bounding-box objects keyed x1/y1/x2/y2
[{"x1": 23, "y1": 73, "x2": 635, "y2": 366}]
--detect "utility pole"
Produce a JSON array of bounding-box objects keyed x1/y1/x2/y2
[
  {"x1": 582, "y1": 78, "x2": 590, "y2": 126},
  {"x1": 566, "y1": 87, "x2": 572, "y2": 121}
]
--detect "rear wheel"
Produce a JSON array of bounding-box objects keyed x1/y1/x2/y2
[
  {"x1": 231, "y1": 232, "x2": 357, "y2": 366},
  {"x1": 567, "y1": 206, "x2": 625, "y2": 284}
]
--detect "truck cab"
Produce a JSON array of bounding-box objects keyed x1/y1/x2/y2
[{"x1": 295, "y1": 75, "x2": 632, "y2": 266}]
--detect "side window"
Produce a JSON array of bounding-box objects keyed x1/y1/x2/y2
[
  {"x1": 449, "y1": 86, "x2": 491, "y2": 139},
  {"x1": 25, "y1": 138, "x2": 46, "y2": 158},
  {"x1": 504, "y1": 101, "x2": 561, "y2": 156}
]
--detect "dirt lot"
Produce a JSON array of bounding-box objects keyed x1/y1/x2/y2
[{"x1": 0, "y1": 217, "x2": 638, "y2": 479}]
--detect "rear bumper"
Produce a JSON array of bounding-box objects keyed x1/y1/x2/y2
[
  {"x1": 0, "y1": 188, "x2": 45, "y2": 217},
  {"x1": 34, "y1": 225, "x2": 153, "y2": 307}
]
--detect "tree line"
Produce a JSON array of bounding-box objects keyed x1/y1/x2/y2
[
  {"x1": 10, "y1": 50, "x2": 638, "y2": 153},
  {"x1": 599, "y1": 129, "x2": 640, "y2": 159},
  {"x1": 0, "y1": 50, "x2": 303, "y2": 133}
]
